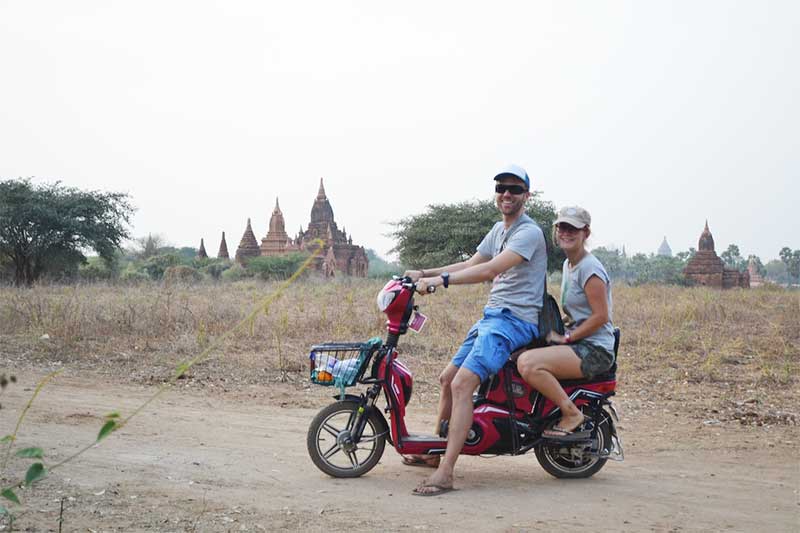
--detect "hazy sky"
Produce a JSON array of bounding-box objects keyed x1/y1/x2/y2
[{"x1": 1, "y1": 1, "x2": 797, "y2": 261}]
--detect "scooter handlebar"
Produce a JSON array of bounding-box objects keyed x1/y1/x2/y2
[{"x1": 397, "y1": 276, "x2": 436, "y2": 294}]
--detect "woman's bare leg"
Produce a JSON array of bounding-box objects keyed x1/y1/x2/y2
[{"x1": 517, "y1": 346, "x2": 586, "y2": 432}]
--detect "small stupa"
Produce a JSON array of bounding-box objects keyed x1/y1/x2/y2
[
  {"x1": 217, "y1": 231, "x2": 229, "y2": 259},
  {"x1": 234, "y1": 218, "x2": 261, "y2": 265},
  {"x1": 197, "y1": 238, "x2": 208, "y2": 259}
]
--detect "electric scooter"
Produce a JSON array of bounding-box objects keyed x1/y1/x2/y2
[{"x1": 306, "y1": 277, "x2": 623, "y2": 479}]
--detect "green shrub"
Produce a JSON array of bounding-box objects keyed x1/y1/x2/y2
[
  {"x1": 119, "y1": 264, "x2": 150, "y2": 284},
  {"x1": 245, "y1": 253, "x2": 310, "y2": 280},
  {"x1": 221, "y1": 263, "x2": 250, "y2": 281},
  {"x1": 142, "y1": 253, "x2": 183, "y2": 280},
  {"x1": 199, "y1": 259, "x2": 233, "y2": 280},
  {"x1": 163, "y1": 265, "x2": 201, "y2": 285}
]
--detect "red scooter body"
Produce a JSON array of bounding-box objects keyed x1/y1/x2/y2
[{"x1": 377, "y1": 347, "x2": 617, "y2": 456}]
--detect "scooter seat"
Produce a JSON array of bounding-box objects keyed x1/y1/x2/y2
[{"x1": 557, "y1": 371, "x2": 616, "y2": 386}]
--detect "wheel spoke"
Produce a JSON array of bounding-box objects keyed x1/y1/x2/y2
[
  {"x1": 358, "y1": 433, "x2": 378, "y2": 445},
  {"x1": 347, "y1": 450, "x2": 359, "y2": 467},
  {"x1": 322, "y1": 442, "x2": 342, "y2": 460},
  {"x1": 322, "y1": 422, "x2": 340, "y2": 438}
]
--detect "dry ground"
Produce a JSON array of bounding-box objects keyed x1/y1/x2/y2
[{"x1": 1, "y1": 280, "x2": 798, "y2": 531}]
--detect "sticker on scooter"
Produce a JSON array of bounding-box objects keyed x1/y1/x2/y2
[{"x1": 408, "y1": 311, "x2": 427, "y2": 333}]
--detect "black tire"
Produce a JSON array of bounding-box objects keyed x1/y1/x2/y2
[
  {"x1": 535, "y1": 408, "x2": 612, "y2": 479},
  {"x1": 307, "y1": 400, "x2": 386, "y2": 478}
]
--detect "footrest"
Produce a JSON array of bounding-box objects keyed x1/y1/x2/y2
[{"x1": 403, "y1": 433, "x2": 447, "y2": 444}]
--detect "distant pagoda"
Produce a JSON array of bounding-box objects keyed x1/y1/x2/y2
[
  {"x1": 657, "y1": 236, "x2": 672, "y2": 257},
  {"x1": 234, "y1": 218, "x2": 261, "y2": 265},
  {"x1": 260, "y1": 198, "x2": 297, "y2": 255},
  {"x1": 197, "y1": 238, "x2": 208, "y2": 259},
  {"x1": 747, "y1": 257, "x2": 764, "y2": 287},
  {"x1": 217, "y1": 231, "x2": 229, "y2": 259},
  {"x1": 230, "y1": 178, "x2": 368, "y2": 276},
  {"x1": 683, "y1": 221, "x2": 748, "y2": 288}
]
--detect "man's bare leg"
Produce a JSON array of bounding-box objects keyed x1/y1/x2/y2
[
  {"x1": 403, "y1": 363, "x2": 458, "y2": 467},
  {"x1": 434, "y1": 363, "x2": 459, "y2": 433},
  {"x1": 414, "y1": 367, "x2": 480, "y2": 493}
]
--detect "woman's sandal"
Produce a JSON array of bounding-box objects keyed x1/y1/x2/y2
[{"x1": 543, "y1": 415, "x2": 591, "y2": 442}]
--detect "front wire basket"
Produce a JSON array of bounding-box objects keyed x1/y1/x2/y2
[{"x1": 309, "y1": 337, "x2": 382, "y2": 396}]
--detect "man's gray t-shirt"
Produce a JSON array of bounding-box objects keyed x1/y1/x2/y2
[
  {"x1": 476, "y1": 213, "x2": 547, "y2": 325},
  {"x1": 560, "y1": 253, "x2": 615, "y2": 353}
]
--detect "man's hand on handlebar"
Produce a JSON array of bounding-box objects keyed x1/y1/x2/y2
[
  {"x1": 414, "y1": 277, "x2": 437, "y2": 295},
  {"x1": 403, "y1": 269, "x2": 424, "y2": 282}
]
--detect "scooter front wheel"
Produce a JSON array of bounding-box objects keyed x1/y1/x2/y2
[{"x1": 307, "y1": 400, "x2": 386, "y2": 478}]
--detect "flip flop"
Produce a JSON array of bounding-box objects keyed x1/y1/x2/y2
[
  {"x1": 411, "y1": 484, "x2": 457, "y2": 497},
  {"x1": 401, "y1": 455, "x2": 440, "y2": 468},
  {"x1": 542, "y1": 425, "x2": 592, "y2": 442},
  {"x1": 543, "y1": 416, "x2": 592, "y2": 442}
]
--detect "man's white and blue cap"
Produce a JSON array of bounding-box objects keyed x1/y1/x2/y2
[{"x1": 493, "y1": 164, "x2": 530, "y2": 190}]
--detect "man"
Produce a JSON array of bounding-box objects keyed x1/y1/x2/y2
[{"x1": 405, "y1": 164, "x2": 548, "y2": 496}]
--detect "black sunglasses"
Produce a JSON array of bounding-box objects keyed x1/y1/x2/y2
[
  {"x1": 495, "y1": 184, "x2": 527, "y2": 195},
  {"x1": 556, "y1": 223, "x2": 583, "y2": 233}
]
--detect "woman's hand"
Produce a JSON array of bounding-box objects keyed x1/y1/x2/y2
[{"x1": 546, "y1": 331, "x2": 567, "y2": 345}]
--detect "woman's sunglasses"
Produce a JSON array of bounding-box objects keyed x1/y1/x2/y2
[
  {"x1": 556, "y1": 223, "x2": 583, "y2": 233},
  {"x1": 495, "y1": 184, "x2": 527, "y2": 195}
]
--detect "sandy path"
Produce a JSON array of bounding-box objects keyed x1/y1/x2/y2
[{"x1": 0, "y1": 373, "x2": 797, "y2": 532}]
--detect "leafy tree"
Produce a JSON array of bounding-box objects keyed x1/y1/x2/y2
[
  {"x1": 618, "y1": 252, "x2": 689, "y2": 286},
  {"x1": 675, "y1": 248, "x2": 696, "y2": 263},
  {"x1": 390, "y1": 194, "x2": 563, "y2": 271},
  {"x1": 141, "y1": 253, "x2": 182, "y2": 280},
  {"x1": 366, "y1": 248, "x2": 402, "y2": 279},
  {"x1": 720, "y1": 244, "x2": 745, "y2": 270},
  {"x1": 746, "y1": 254, "x2": 766, "y2": 276},
  {"x1": 764, "y1": 259, "x2": 789, "y2": 284},
  {"x1": 0, "y1": 179, "x2": 133, "y2": 286},
  {"x1": 134, "y1": 234, "x2": 168, "y2": 259},
  {"x1": 779, "y1": 247, "x2": 800, "y2": 284},
  {"x1": 590, "y1": 247, "x2": 626, "y2": 280}
]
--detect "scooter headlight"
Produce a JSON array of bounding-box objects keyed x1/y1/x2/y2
[{"x1": 377, "y1": 289, "x2": 397, "y2": 312}]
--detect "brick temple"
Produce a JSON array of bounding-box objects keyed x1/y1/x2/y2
[
  {"x1": 747, "y1": 257, "x2": 764, "y2": 287},
  {"x1": 683, "y1": 221, "x2": 749, "y2": 288},
  {"x1": 222, "y1": 179, "x2": 368, "y2": 277}
]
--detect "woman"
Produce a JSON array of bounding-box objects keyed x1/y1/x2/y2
[{"x1": 517, "y1": 206, "x2": 616, "y2": 440}]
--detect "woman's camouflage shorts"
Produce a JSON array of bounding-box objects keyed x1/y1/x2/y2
[{"x1": 570, "y1": 341, "x2": 615, "y2": 379}]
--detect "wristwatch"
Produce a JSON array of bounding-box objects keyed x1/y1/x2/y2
[
  {"x1": 441, "y1": 272, "x2": 450, "y2": 288},
  {"x1": 564, "y1": 331, "x2": 572, "y2": 344}
]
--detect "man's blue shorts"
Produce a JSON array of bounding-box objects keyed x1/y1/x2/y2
[{"x1": 452, "y1": 307, "x2": 539, "y2": 382}]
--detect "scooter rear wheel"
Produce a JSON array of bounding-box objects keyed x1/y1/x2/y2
[
  {"x1": 534, "y1": 408, "x2": 612, "y2": 479},
  {"x1": 307, "y1": 400, "x2": 386, "y2": 478}
]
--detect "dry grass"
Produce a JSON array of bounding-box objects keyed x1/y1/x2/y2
[{"x1": 1, "y1": 280, "x2": 798, "y2": 421}]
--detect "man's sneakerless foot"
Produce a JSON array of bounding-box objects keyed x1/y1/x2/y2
[
  {"x1": 411, "y1": 483, "x2": 456, "y2": 497},
  {"x1": 401, "y1": 455, "x2": 440, "y2": 468}
]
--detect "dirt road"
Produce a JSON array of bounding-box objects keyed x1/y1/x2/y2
[{"x1": 1, "y1": 372, "x2": 797, "y2": 532}]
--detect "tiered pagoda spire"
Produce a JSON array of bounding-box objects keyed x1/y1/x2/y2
[
  {"x1": 197, "y1": 238, "x2": 208, "y2": 259},
  {"x1": 260, "y1": 198, "x2": 297, "y2": 255},
  {"x1": 235, "y1": 218, "x2": 260, "y2": 264},
  {"x1": 217, "y1": 231, "x2": 229, "y2": 259}
]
